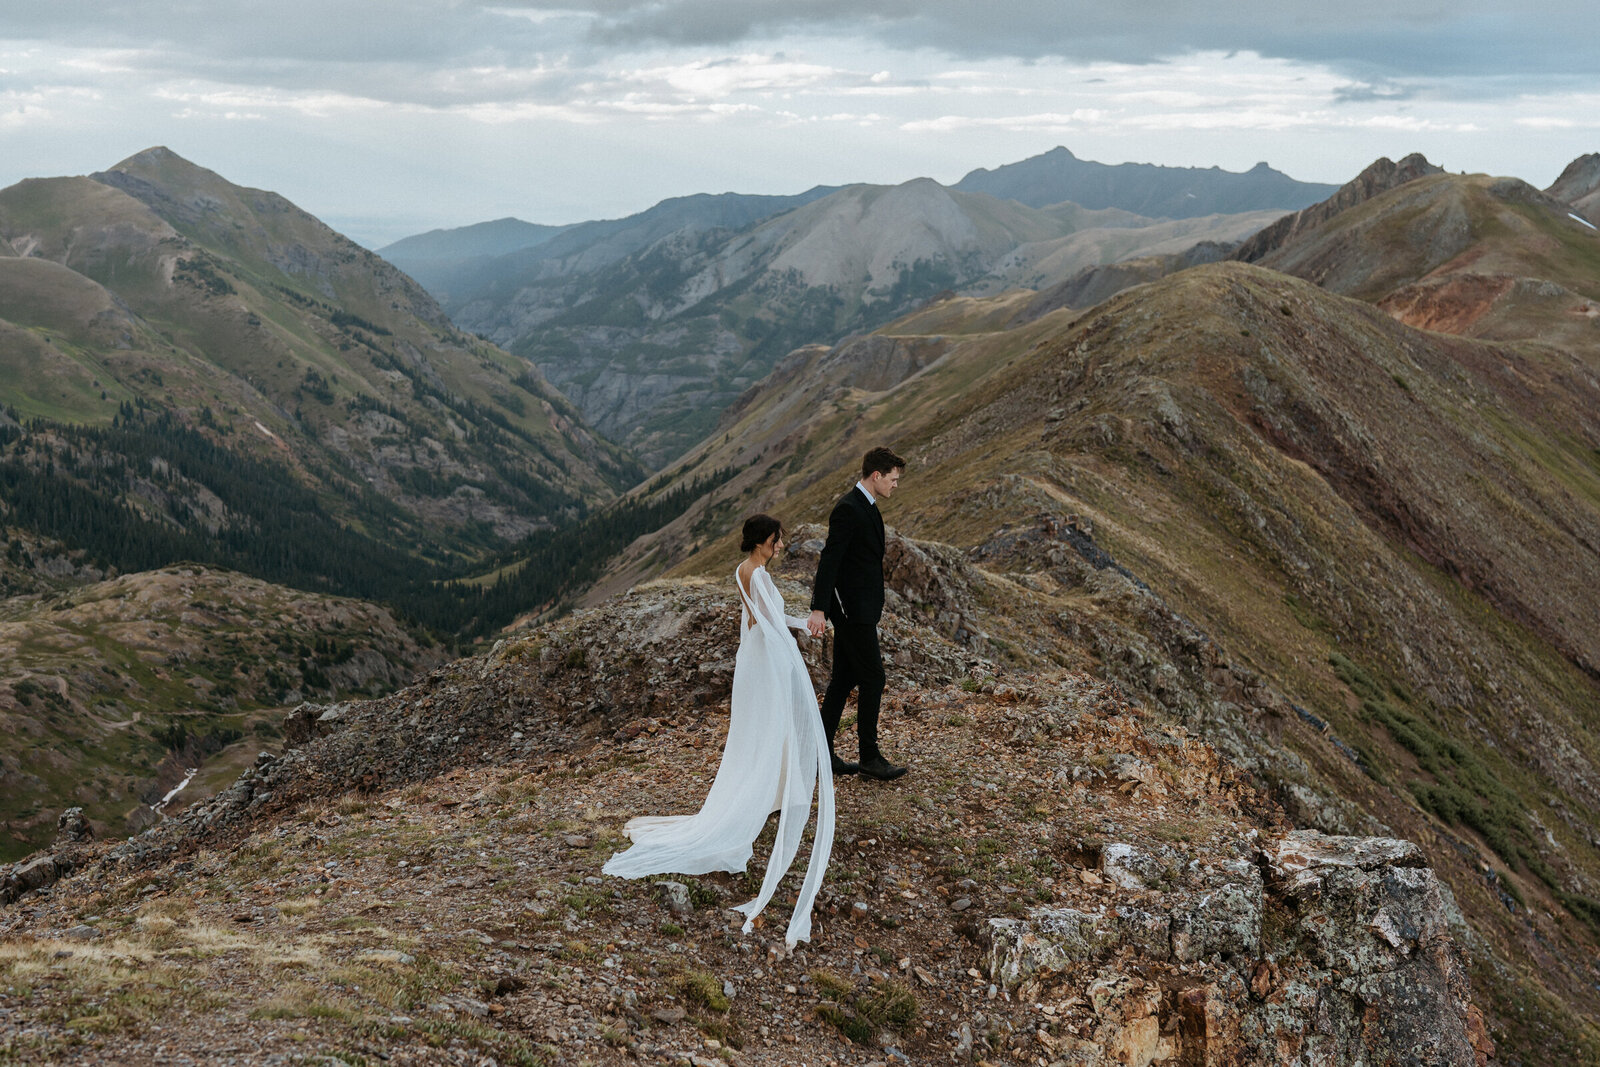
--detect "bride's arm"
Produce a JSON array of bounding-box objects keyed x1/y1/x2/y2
[{"x1": 755, "y1": 568, "x2": 810, "y2": 632}]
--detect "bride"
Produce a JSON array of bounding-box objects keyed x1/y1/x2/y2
[{"x1": 603, "y1": 515, "x2": 835, "y2": 948}]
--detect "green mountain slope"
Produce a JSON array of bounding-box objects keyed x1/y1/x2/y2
[
  {"x1": 0, "y1": 148, "x2": 637, "y2": 554},
  {"x1": 0, "y1": 150, "x2": 646, "y2": 860},
  {"x1": 1236, "y1": 154, "x2": 1600, "y2": 357},
  {"x1": 0, "y1": 560, "x2": 447, "y2": 862}
]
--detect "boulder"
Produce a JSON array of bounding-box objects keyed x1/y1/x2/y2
[
  {"x1": 55, "y1": 807, "x2": 93, "y2": 845},
  {"x1": 282, "y1": 701, "x2": 352, "y2": 747},
  {"x1": 984, "y1": 830, "x2": 1485, "y2": 1065},
  {"x1": 0, "y1": 853, "x2": 61, "y2": 905}
]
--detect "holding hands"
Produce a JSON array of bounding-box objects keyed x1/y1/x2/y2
[{"x1": 806, "y1": 609, "x2": 827, "y2": 638}]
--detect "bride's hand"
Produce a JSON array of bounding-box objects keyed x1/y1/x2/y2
[{"x1": 806, "y1": 609, "x2": 826, "y2": 637}]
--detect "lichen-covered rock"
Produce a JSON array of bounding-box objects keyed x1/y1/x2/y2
[
  {"x1": 1170, "y1": 862, "x2": 1263, "y2": 963},
  {"x1": 1099, "y1": 842, "x2": 1162, "y2": 889},
  {"x1": 987, "y1": 907, "x2": 1103, "y2": 986},
  {"x1": 984, "y1": 829, "x2": 1485, "y2": 1065}
]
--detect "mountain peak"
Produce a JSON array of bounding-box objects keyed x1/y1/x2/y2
[
  {"x1": 1234, "y1": 152, "x2": 1445, "y2": 263},
  {"x1": 98, "y1": 146, "x2": 234, "y2": 200},
  {"x1": 1547, "y1": 151, "x2": 1600, "y2": 205},
  {"x1": 954, "y1": 146, "x2": 1335, "y2": 217},
  {"x1": 107, "y1": 145, "x2": 202, "y2": 174}
]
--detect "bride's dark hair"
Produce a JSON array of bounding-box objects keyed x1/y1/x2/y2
[{"x1": 740, "y1": 514, "x2": 784, "y2": 553}]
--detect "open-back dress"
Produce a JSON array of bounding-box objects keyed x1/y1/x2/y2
[{"x1": 602, "y1": 565, "x2": 835, "y2": 947}]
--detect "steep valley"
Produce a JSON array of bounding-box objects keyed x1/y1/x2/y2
[{"x1": 0, "y1": 149, "x2": 643, "y2": 861}]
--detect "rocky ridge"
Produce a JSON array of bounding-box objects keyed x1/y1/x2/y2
[
  {"x1": 574, "y1": 254, "x2": 1600, "y2": 1054},
  {"x1": 0, "y1": 554, "x2": 1491, "y2": 1065}
]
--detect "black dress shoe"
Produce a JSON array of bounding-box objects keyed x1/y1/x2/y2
[
  {"x1": 831, "y1": 755, "x2": 859, "y2": 776},
  {"x1": 857, "y1": 756, "x2": 907, "y2": 781}
]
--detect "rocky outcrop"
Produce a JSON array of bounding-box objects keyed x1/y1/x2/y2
[
  {"x1": 1546, "y1": 152, "x2": 1600, "y2": 220},
  {"x1": 987, "y1": 830, "x2": 1492, "y2": 1066},
  {"x1": 1233, "y1": 153, "x2": 1444, "y2": 263},
  {"x1": 54, "y1": 808, "x2": 92, "y2": 846}
]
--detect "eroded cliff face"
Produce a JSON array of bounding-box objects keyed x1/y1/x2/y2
[{"x1": 1, "y1": 552, "x2": 1493, "y2": 1064}]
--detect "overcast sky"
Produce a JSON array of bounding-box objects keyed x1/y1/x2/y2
[{"x1": 3, "y1": 2, "x2": 1597, "y2": 247}]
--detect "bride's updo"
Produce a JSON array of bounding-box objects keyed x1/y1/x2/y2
[{"x1": 740, "y1": 514, "x2": 784, "y2": 552}]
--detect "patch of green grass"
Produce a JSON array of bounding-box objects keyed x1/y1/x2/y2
[
  {"x1": 249, "y1": 984, "x2": 360, "y2": 1022},
  {"x1": 403, "y1": 1016, "x2": 552, "y2": 1067},
  {"x1": 674, "y1": 970, "x2": 730, "y2": 1013},
  {"x1": 809, "y1": 969, "x2": 854, "y2": 1000},
  {"x1": 561, "y1": 886, "x2": 613, "y2": 918},
  {"x1": 810, "y1": 971, "x2": 918, "y2": 1045},
  {"x1": 816, "y1": 1002, "x2": 877, "y2": 1044},
  {"x1": 1327, "y1": 652, "x2": 1600, "y2": 931},
  {"x1": 856, "y1": 978, "x2": 918, "y2": 1031}
]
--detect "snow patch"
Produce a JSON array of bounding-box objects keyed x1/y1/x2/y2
[
  {"x1": 1568, "y1": 212, "x2": 1597, "y2": 230},
  {"x1": 254, "y1": 420, "x2": 279, "y2": 440},
  {"x1": 154, "y1": 768, "x2": 199, "y2": 814}
]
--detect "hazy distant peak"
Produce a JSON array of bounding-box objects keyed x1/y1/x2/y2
[
  {"x1": 954, "y1": 144, "x2": 1335, "y2": 219},
  {"x1": 110, "y1": 145, "x2": 180, "y2": 168},
  {"x1": 103, "y1": 145, "x2": 221, "y2": 186}
]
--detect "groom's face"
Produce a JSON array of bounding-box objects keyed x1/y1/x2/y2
[{"x1": 867, "y1": 467, "x2": 901, "y2": 499}]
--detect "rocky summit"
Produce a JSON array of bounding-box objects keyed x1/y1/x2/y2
[{"x1": 0, "y1": 551, "x2": 1492, "y2": 1065}]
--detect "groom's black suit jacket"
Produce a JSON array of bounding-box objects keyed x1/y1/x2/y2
[{"x1": 811, "y1": 486, "x2": 885, "y2": 626}]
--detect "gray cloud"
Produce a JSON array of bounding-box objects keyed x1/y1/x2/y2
[
  {"x1": 2, "y1": 2, "x2": 1596, "y2": 82},
  {"x1": 548, "y1": 0, "x2": 1599, "y2": 79}
]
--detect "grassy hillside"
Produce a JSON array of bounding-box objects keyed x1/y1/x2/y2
[
  {"x1": 0, "y1": 148, "x2": 639, "y2": 553},
  {"x1": 0, "y1": 562, "x2": 447, "y2": 862}
]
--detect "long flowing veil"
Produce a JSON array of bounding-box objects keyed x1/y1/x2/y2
[{"x1": 602, "y1": 566, "x2": 834, "y2": 947}]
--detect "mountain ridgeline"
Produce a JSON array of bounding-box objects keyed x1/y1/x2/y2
[
  {"x1": 0, "y1": 147, "x2": 638, "y2": 556},
  {"x1": 384, "y1": 158, "x2": 1298, "y2": 465},
  {"x1": 953, "y1": 144, "x2": 1340, "y2": 216},
  {"x1": 564, "y1": 152, "x2": 1600, "y2": 1058}
]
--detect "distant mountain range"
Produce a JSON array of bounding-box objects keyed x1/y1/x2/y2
[{"x1": 383, "y1": 149, "x2": 1313, "y2": 464}]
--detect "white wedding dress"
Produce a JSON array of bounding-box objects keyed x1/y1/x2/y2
[{"x1": 603, "y1": 565, "x2": 835, "y2": 947}]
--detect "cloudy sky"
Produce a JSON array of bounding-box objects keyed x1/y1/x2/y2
[{"x1": 3, "y1": 2, "x2": 1596, "y2": 247}]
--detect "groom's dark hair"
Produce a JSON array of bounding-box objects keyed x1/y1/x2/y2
[
  {"x1": 740, "y1": 514, "x2": 785, "y2": 552},
  {"x1": 861, "y1": 446, "x2": 906, "y2": 479}
]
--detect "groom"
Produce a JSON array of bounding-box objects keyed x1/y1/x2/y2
[{"x1": 807, "y1": 446, "x2": 908, "y2": 781}]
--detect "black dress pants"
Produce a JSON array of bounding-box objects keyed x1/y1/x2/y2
[{"x1": 820, "y1": 621, "x2": 885, "y2": 762}]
